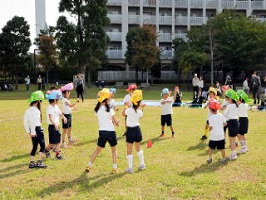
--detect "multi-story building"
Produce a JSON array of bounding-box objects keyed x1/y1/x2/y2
[{"x1": 105, "y1": 0, "x2": 266, "y2": 72}]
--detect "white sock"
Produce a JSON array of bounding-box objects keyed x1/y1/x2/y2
[
  {"x1": 88, "y1": 162, "x2": 93, "y2": 167},
  {"x1": 126, "y1": 154, "x2": 133, "y2": 169},
  {"x1": 137, "y1": 150, "x2": 145, "y2": 166},
  {"x1": 112, "y1": 164, "x2": 117, "y2": 169}
]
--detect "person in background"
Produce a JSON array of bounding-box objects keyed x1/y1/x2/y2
[
  {"x1": 37, "y1": 75, "x2": 42, "y2": 90},
  {"x1": 25, "y1": 75, "x2": 30, "y2": 91},
  {"x1": 172, "y1": 85, "x2": 182, "y2": 107},
  {"x1": 225, "y1": 75, "x2": 233, "y2": 89},
  {"x1": 250, "y1": 71, "x2": 261, "y2": 105},
  {"x1": 243, "y1": 77, "x2": 250, "y2": 94},
  {"x1": 198, "y1": 76, "x2": 204, "y2": 95},
  {"x1": 76, "y1": 74, "x2": 84, "y2": 102},
  {"x1": 192, "y1": 73, "x2": 199, "y2": 100}
]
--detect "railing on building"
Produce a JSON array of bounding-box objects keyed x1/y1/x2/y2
[
  {"x1": 236, "y1": 1, "x2": 249, "y2": 9},
  {"x1": 107, "y1": 0, "x2": 121, "y2": 6},
  {"x1": 252, "y1": 1, "x2": 263, "y2": 9},
  {"x1": 206, "y1": 0, "x2": 219, "y2": 9},
  {"x1": 190, "y1": 17, "x2": 205, "y2": 26},
  {"x1": 159, "y1": 16, "x2": 172, "y2": 25},
  {"x1": 107, "y1": 50, "x2": 123, "y2": 59},
  {"x1": 159, "y1": 33, "x2": 172, "y2": 42},
  {"x1": 175, "y1": 0, "x2": 188, "y2": 8},
  {"x1": 128, "y1": 0, "x2": 140, "y2": 6},
  {"x1": 107, "y1": 14, "x2": 122, "y2": 24},
  {"x1": 175, "y1": 33, "x2": 188, "y2": 42},
  {"x1": 222, "y1": 1, "x2": 235, "y2": 9},
  {"x1": 106, "y1": 32, "x2": 122, "y2": 41},
  {"x1": 143, "y1": 15, "x2": 156, "y2": 24},
  {"x1": 175, "y1": 16, "x2": 188, "y2": 25},
  {"x1": 190, "y1": 0, "x2": 204, "y2": 8},
  {"x1": 143, "y1": 0, "x2": 156, "y2": 7},
  {"x1": 159, "y1": 0, "x2": 172, "y2": 7},
  {"x1": 128, "y1": 15, "x2": 141, "y2": 24}
]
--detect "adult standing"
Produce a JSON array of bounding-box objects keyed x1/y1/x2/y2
[
  {"x1": 24, "y1": 75, "x2": 30, "y2": 91},
  {"x1": 198, "y1": 76, "x2": 204, "y2": 94},
  {"x1": 243, "y1": 77, "x2": 250, "y2": 94},
  {"x1": 37, "y1": 75, "x2": 42, "y2": 90},
  {"x1": 250, "y1": 71, "x2": 261, "y2": 105},
  {"x1": 76, "y1": 74, "x2": 84, "y2": 102},
  {"x1": 225, "y1": 75, "x2": 233, "y2": 89},
  {"x1": 192, "y1": 73, "x2": 199, "y2": 100}
]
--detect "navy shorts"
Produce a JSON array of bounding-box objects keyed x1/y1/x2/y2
[
  {"x1": 209, "y1": 139, "x2": 225, "y2": 150},
  {"x1": 227, "y1": 119, "x2": 239, "y2": 137},
  {"x1": 161, "y1": 114, "x2": 172, "y2": 126},
  {"x1": 126, "y1": 126, "x2": 143, "y2": 143},
  {"x1": 62, "y1": 114, "x2": 72, "y2": 129},
  {"x1": 48, "y1": 125, "x2": 61, "y2": 144},
  {"x1": 238, "y1": 117, "x2": 248, "y2": 135},
  {"x1": 97, "y1": 130, "x2": 117, "y2": 148}
]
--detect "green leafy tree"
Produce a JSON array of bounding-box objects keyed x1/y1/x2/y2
[
  {"x1": 0, "y1": 16, "x2": 31, "y2": 89},
  {"x1": 125, "y1": 25, "x2": 160, "y2": 83},
  {"x1": 56, "y1": 0, "x2": 110, "y2": 84}
]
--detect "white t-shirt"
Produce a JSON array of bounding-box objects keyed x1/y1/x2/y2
[
  {"x1": 123, "y1": 94, "x2": 131, "y2": 104},
  {"x1": 125, "y1": 107, "x2": 143, "y2": 127},
  {"x1": 46, "y1": 104, "x2": 62, "y2": 125},
  {"x1": 161, "y1": 97, "x2": 174, "y2": 115},
  {"x1": 62, "y1": 97, "x2": 71, "y2": 114},
  {"x1": 198, "y1": 80, "x2": 204, "y2": 88},
  {"x1": 208, "y1": 113, "x2": 226, "y2": 141},
  {"x1": 110, "y1": 98, "x2": 116, "y2": 109},
  {"x1": 96, "y1": 105, "x2": 115, "y2": 131},
  {"x1": 238, "y1": 103, "x2": 248, "y2": 117},
  {"x1": 223, "y1": 103, "x2": 238, "y2": 120},
  {"x1": 23, "y1": 107, "x2": 41, "y2": 135}
]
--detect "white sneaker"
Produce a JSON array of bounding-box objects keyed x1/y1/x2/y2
[
  {"x1": 229, "y1": 153, "x2": 237, "y2": 160},
  {"x1": 139, "y1": 164, "x2": 146, "y2": 170},
  {"x1": 125, "y1": 168, "x2": 134, "y2": 173},
  {"x1": 239, "y1": 148, "x2": 246, "y2": 154},
  {"x1": 61, "y1": 143, "x2": 68, "y2": 148}
]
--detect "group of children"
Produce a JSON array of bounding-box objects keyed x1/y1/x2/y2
[
  {"x1": 201, "y1": 86, "x2": 250, "y2": 163},
  {"x1": 23, "y1": 82, "x2": 251, "y2": 171},
  {"x1": 23, "y1": 83, "x2": 78, "y2": 168}
]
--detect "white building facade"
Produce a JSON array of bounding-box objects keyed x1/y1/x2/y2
[{"x1": 105, "y1": 0, "x2": 266, "y2": 71}]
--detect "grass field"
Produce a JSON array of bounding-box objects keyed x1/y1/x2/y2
[{"x1": 0, "y1": 85, "x2": 265, "y2": 200}]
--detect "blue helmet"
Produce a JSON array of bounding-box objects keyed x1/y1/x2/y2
[
  {"x1": 109, "y1": 88, "x2": 117, "y2": 94},
  {"x1": 161, "y1": 88, "x2": 169, "y2": 96},
  {"x1": 45, "y1": 90, "x2": 62, "y2": 100}
]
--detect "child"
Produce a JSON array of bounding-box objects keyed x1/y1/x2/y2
[
  {"x1": 223, "y1": 89, "x2": 239, "y2": 160},
  {"x1": 122, "y1": 90, "x2": 146, "y2": 173},
  {"x1": 85, "y1": 88, "x2": 120, "y2": 173},
  {"x1": 60, "y1": 83, "x2": 78, "y2": 148},
  {"x1": 207, "y1": 101, "x2": 227, "y2": 164},
  {"x1": 45, "y1": 90, "x2": 67, "y2": 160},
  {"x1": 109, "y1": 88, "x2": 119, "y2": 112},
  {"x1": 237, "y1": 90, "x2": 250, "y2": 153},
  {"x1": 201, "y1": 87, "x2": 217, "y2": 140},
  {"x1": 122, "y1": 84, "x2": 137, "y2": 136},
  {"x1": 23, "y1": 91, "x2": 47, "y2": 168},
  {"x1": 160, "y1": 88, "x2": 175, "y2": 138}
]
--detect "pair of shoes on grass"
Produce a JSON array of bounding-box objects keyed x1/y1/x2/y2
[{"x1": 28, "y1": 161, "x2": 48, "y2": 169}]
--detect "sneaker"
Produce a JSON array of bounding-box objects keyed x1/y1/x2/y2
[
  {"x1": 55, "y1": 155, "x2": 64, "y2": 160},
  {"x1": 68, "y1": 139, "x2": 77, "y2": 144},
  {"x1": 28, "y1": 161, "x2": 37, "y2": 168},
  {"x1": 85, "y1": 166, "x2": 92, "y2": 172},
  {"x1": 207, "y1": 158, "x2": 212, "y2": 164},
  {"x1": 159, "y1": 134, "x2": 165, "y2": 137},
  {"x1": 229, "y1": 153, "x2": 237, "y2": 160},
  {"x1": 36, "y1": 161, "x2": 48, "y2": 168},
  {"x1": 220, "y1": 158, "x2": 227, "y2": 164},
  {"x1": 125, "y1": 168, "x2": 134, "y2": 173},
  {"x1": 45, "y1": 151, "x2": 51, "y2": 158},
  {"x1": 111, "y1": 168, "x2": 119, "y2": 174},
  {"x1": 61, "y1": 143, "x2": 68, "y2": 148},
  {"x1": 201, "y1": 135, "x2": 208, "y2": 140},
  {"x1": 139, "y1": 164, "x2": 146, "y2": 170}
]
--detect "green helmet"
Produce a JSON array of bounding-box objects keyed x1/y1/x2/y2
[
  {"x1": 28, "y1": 90, "x2": 44, "y2": 103},
  {"x1": 237, "y1": 90, "x2": 251, "y2": 103},
  {"x1": 224, "y1": 89, "x2": 239, "y2": 101}
]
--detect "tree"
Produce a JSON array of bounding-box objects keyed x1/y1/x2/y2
[
  {"x1": 56, "y1": 0, "x2": 110, "y2": 84},
  {"x1": 125, "y1": 25, "x2": 160, "y2": 83},
  {"x1": 0, "y1": 16, "x2": 31, "y2": 89}
]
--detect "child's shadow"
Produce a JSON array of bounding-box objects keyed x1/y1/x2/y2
[
  {"x1": 179, "y1": 161, "x2": 226, "y2": 177},
  {"x1": 187, "y1": 141, "x2": 207, "y2": 151}
]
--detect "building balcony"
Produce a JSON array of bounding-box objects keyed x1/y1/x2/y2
[
  {"x1": 128, "y1": 0, "x2": 140, "y2": 6},
  {"x1": 206, "y1": 0, "x2": 219, "y2": 9},
  {"x1": 190, "y1": 0, "x2": 204, "y2": 8},
  {"x1": 128, "y1": 15, "x2": 141, "y2": 24},
  {"x1": 257, "y1": 17, "x2": 266, "y2": 22},
  {"x1": 143, "y1": 0, "x2": 156, "y2": 7},
  {"x1": 143, "y1": 15, "x2": 156, "y2": 24},
  {"x1": 251, "y1": 1, "x2": 264, "y2": 9},
  {"x1": 236, "y1": 1, "x2": 249, "y2": 9},
  {"x1": 222, "y1": 1, "x2": 235, "y2": 9},
  {"x1": 107, "y1": 50, "x2": 123, "y2": 59},
  {"x1": 107, "y1": 14, "x2": 122, "y2": 24},
  {"x1": 175, "y1": 0, "x2": 188, "y2": 8},
  {"x1": 159, "y1": 0, "x2": 172, "y2": 7},
  {"x1": 107, "y1": 0, "x2": 121, "y2": 6},
  {"x1": 159, "y1": 16, "x2": 172, "y2": 25},
  {"x1": 159, "y1": 33, "x2": 172, "y2": 42},
  {"x1": 175, "y1": 33, "x2": 188, "y2": 42},
  {"x1": 106, "y1": 32, "x2": 122, "y2": 41},
  {"x1": 160, "y1": 50, "x2": 173, "y2": 59},
  {"x1": 175, "y1": 16, "x2": 188, "y2": 25},
  {"x1": 190, "y1": 16, "x2": 205, "y2": 26}
]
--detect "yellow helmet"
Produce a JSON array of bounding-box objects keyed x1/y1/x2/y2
[
  {"x1": 130, "y1": 90, "x2": 143, "y2": 105},
  {"x1": 97, "y1": 88, "x2": 111, "y2": 103},
  {"x1": 208, "y1": 87, "x2": 217, "y2": 96}
]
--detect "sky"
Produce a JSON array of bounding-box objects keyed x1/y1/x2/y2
[{"x1": 0, "y1": 0, "x2": 67, "y2": 52}]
